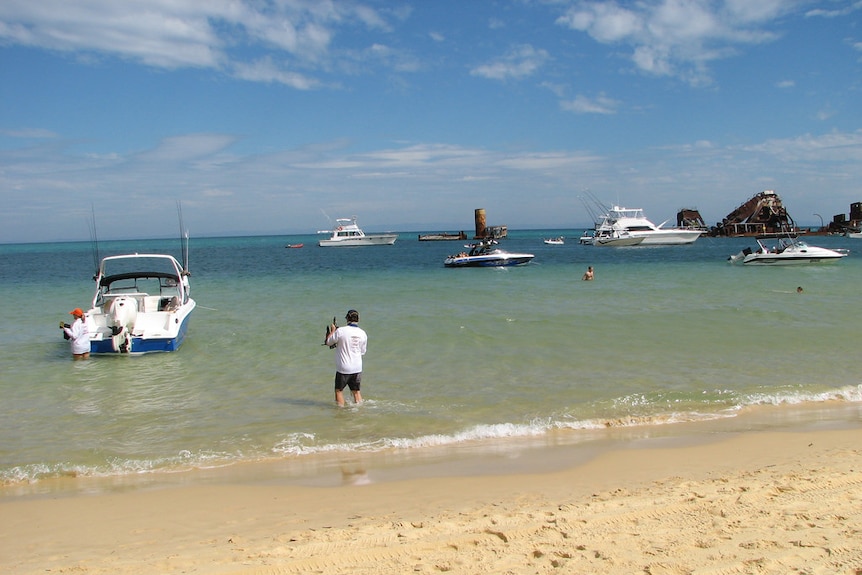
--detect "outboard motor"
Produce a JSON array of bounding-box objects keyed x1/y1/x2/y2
[{"x1": 108, "y1": 296, "x2": 137, "y2": 353}]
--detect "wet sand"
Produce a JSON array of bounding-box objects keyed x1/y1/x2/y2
[{"x1": 2, "y1": 405, "x2": 861, "y2": 575}]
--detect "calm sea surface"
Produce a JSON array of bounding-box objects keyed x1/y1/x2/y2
[{"x1": 1, "y1": 230, "x2": 860, "y2": 489}]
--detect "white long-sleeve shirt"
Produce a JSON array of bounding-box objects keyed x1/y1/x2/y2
[
  {"x1": 326, "y1": 323, "x2": 367, "y2": 374},
  {"x1": 63, "y1": 317, "x2": 90, "y2": 355}
]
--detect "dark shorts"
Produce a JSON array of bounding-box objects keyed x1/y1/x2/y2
[{"x1": 334, "y1": 372, "x2": 362, "y2": 391}]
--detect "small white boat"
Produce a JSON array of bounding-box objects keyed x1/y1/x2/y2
[
  {"x1": 544, "y1": 237, "x2": 565, "y2": 245},
  {"x1": 83, "y1": 253, "x2": 196, "y2": 353},
  {"x1": 444, "y1": 240, "x2": 534, "y2": 267},
  {"x1": 318, "y1": 216, "x2": 397, "y2": 247},
  {"x1": 728, "y1": 236, "x2": 848, "y2": 265}
]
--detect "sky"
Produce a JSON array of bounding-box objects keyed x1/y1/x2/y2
[{"x1": 2, "y1": 0, "x2": 862, "y2": 242}]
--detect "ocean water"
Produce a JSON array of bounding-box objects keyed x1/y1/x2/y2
[{"x1": 1, "y1": 231, "x2": 861, "y2": 488}]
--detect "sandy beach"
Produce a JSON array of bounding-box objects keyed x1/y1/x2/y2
[{"x1": 2, "y1": 412, "x2": 861, "y2": 575}]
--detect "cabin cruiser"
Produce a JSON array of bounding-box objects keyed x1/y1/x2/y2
[
  {"x1": 82, "y1": 253, "x2": 195, "y2": 353},
  {"x1": 592, "y1": 205, "x2": 701, "y2": 245},
  {"x1": 580, "y1": 194, "x2": 701, "y2": 246},
  {"x1": 318, "y1": 216, "x2": 397, "y2": 246},
  {"x1": 728, "y1": 236, "x2": 848, "y2": 265},
  {"x1": 444, "y1": 240, "x2": 534, "y2": 267}
]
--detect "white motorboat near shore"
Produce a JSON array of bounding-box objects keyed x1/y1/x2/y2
[
  {"x1": 728, "y1": 236, "x2": 848, "y2": 265},
  {"x1": 444, "y1": 240, "x2": 534, "y2": 267},
  {"x1": 318, "y1": 216, "x2": 397, "y2": 246},
  {"x1": 83, "y1": 253, "x2": 195, "y2": 353},
  {"x1": 543, "y1": 237, "x2": 564, "y2": 245}
]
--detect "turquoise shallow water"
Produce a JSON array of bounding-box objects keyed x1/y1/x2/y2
[{"x1": 1, "y1": 231, "x2": 860, "y2": 485}]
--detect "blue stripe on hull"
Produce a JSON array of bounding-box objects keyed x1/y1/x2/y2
[{"x1": 90, "y1": 315, "x2": 192, "y2": 354}]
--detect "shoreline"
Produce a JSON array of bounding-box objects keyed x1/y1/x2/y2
[
  {"x1": 2, "y1": 402, "x2": 860, "y2": 574},
  {"x1": 3, "y1": 400, "x2": 860, "y2": 499}
]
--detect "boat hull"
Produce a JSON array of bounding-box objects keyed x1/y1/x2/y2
[
  {"x1": 628, "y1": 231, "x2": 701, "y2": 245},
  {"x1": 593, "y1": 236, "x2": 644, "y2": 246},
  {"x1": 88, "y1": 301, "x2": 195, "y2": 354},
  {"x1": 737, "y1": 254, "x2": 845, "y2": 265},
  {"x1": 444, "y1": 254, "x2": 534, "y2": 267},
  {"x1": 318, "y1": 234, "x2": 397, "y2": 247}
]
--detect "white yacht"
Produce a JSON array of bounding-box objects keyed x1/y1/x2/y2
[
  {"x1": 593, "y1": 205, "x2": 702, "y2": 245},
  {"x1": 318, "y1": 216, "x2": 398, "y2": 247}
]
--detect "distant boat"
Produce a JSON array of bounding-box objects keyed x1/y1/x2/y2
[
  {"x1": 318, "y1": 216, "x2": 398, "y2": 247},
  {"x1": 285, "y1": 243, "x2": 304, "y2": 248},
  {"x1": 543, "y1": 237, "x2": 564, "y2": 245}
]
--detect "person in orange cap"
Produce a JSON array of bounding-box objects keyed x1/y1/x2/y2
[{"x1": 60, "y1": 308, "x2": 90, "y2": 359}]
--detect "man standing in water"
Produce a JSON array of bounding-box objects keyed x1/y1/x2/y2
[
  {"x1": 326, "y1": 309, "x2": 367, "y2": 407},
  {"x1": 60, "y1": 308, "x2": 90, "y2": 360}
]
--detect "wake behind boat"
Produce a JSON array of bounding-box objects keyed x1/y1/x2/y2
[
  {"x1": 444, "y1": 240, "x2": 534, "y2": 267},
  {"x1": 84, "y1": 253, "x2": 195, "y2": 353},
  {"x1": 728, "y1": 236, "x2": 848, "y2": 265},
  {"x1": 318, "y1": 216, "x2": 398, "y2": 247}
]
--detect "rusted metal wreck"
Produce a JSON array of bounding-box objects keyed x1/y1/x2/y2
[{"x1": 708, "y1": 190, "x2": 796, "y2": 237}]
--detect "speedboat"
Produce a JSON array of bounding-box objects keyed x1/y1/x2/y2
[
  {"x1": 318, "y1": 216, "x2": 397, "y2": 246},
  {"x1": 544, "y1": 237, "x2": 564, "y2": 245},
  {"x1": 82, "y1": 253, "x2": 196, "y2": 353},
  {"x1": 444, "y1": 240, "x2": 534, "y2": 267},
  {"x1": 728, "y1": 236, "x2": 848, "y2": 265}
]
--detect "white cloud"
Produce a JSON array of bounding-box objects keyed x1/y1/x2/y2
[
  {"x1": 137, "y1": 133, "x2": 238, "y2": 163},
  {"x1": 556, "y1": 0, "x2": 794, "y2": 85},
  {"x1": 471, "y1": 44, "x2": 550, "y2": 80},
  {"x1": 0, "y1": 0, "x2": 391, "y2": 81},
  {"x1": 4, "y1": 127, "x2": 862, "y2": 241},
  {"x1": 1, "y1": 128, "x2": 59, "y2": 139},
  {"x1": 740, "y1": 130, "x2": 862, "y2": 162},
  {"x1": 560, "y1": 94, "x2": 620, "y2": 114},
  {"x1": 805, "y1": 1, "x2": 862, "y2": 18},
  {"x1": 232, "y1": 57, "x2": 321, "y2": 90}
]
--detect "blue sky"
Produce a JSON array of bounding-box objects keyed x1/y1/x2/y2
[{"x1": 2, "y1": 0, "x2": 861, "y2": 242}]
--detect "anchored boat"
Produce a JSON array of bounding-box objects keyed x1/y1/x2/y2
[
  {"x1": 728, "y1": 236, "x2": 848, "y2": 265},
  {"x1": 318, "y1": 216, "x2": 398, "y2": 246},
  {"x1": 83, "y1": 253, "x2": 196, "y2": 353},
  {"x1": 444, "y1": 240, "x2": 534, "y2": 267}
]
